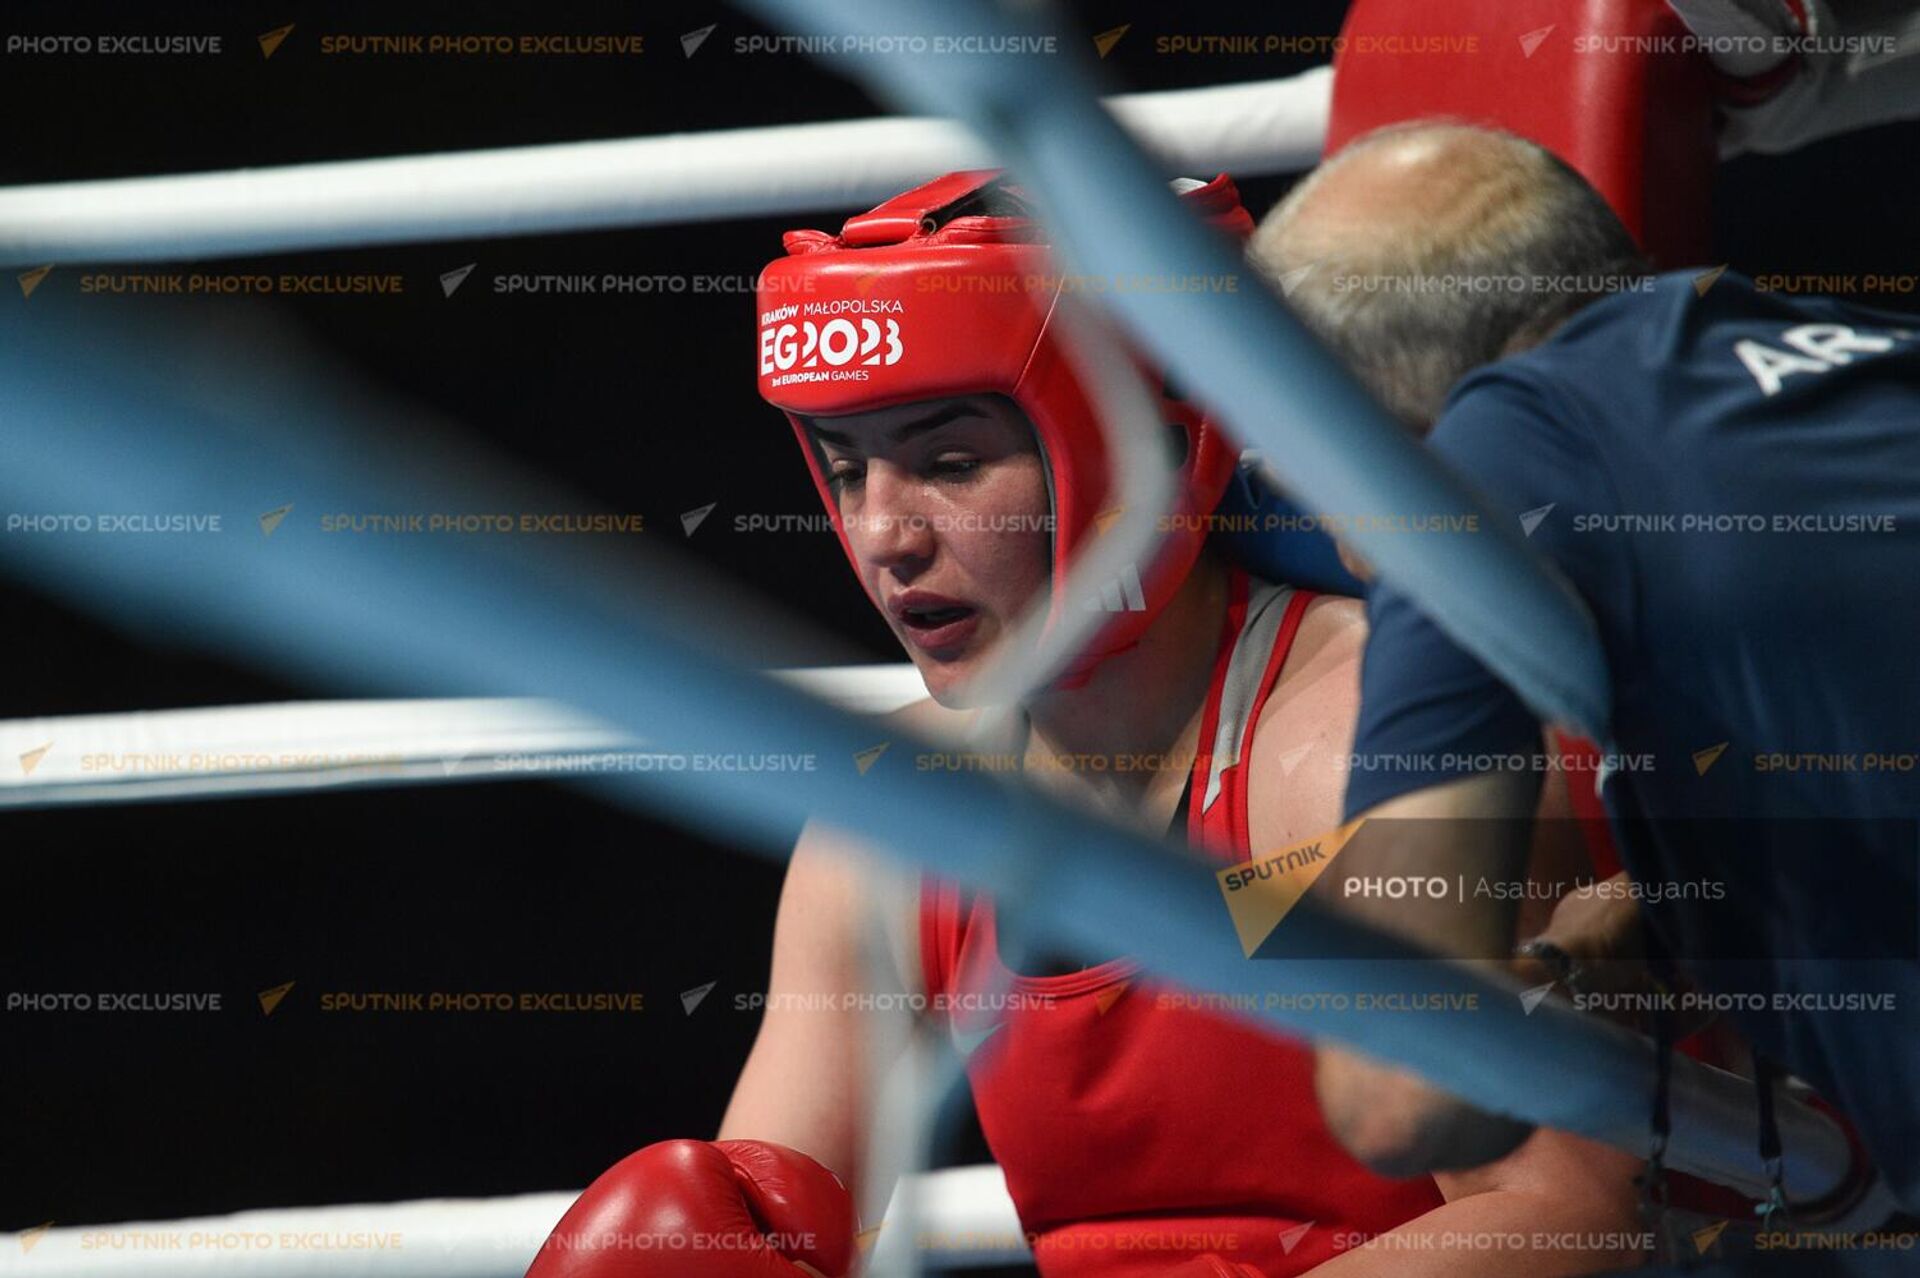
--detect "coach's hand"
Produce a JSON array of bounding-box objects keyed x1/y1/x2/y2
[
  {"x1": 1513, "y1": 872, "x2": 1713, "y2": 1038},
  {"x1": 525, "y1": 1139, "x2": 856, "y2": 1278}
]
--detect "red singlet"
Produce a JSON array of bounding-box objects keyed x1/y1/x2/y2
[{"x1": 921, "y1": 571, "x2": 1444, "y2": 1276}]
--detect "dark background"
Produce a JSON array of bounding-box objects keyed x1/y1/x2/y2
[{"x1": 3, "y1": 0, "x2": 1916, "y2": 1265}]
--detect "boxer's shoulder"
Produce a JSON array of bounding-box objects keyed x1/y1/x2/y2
[
  {"x1": 1274, "y1": 591, "x2": 1366, "y2": 693},
  {"x1": 1244, "y1": 592, "x2": 1367, "y2": 844},
  {"x1": 1295, "y1": 591, "x2": 1366, "y2": 653}
]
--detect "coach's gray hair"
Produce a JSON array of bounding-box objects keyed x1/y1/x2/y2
[{"x1": 1252, "y1": 123, "x2": 1651, "y2": 428}]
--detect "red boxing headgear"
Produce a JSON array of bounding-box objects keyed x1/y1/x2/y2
[{"x1": 756, "y1": 170, "x2": 1250, "y2": 685}]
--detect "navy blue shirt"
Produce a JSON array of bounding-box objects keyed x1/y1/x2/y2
[{"x1": 1344, "y1": 270, "x2": 1920, "y2": 1207}]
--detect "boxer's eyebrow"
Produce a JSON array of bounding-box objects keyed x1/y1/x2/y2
[{"x1": 810, "y1": 402, "x2": 978, "y2": 450}]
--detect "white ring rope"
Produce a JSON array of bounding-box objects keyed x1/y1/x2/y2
[
  {"x1": 0, "y1": 1167, "x2": 1029, "y2": 1276},
  {"x1": 0, "y1": 668, "x2": 926, "y2": 808},
  {"x1": 0, "y1": 683, "x2": 1888, "y2": 1222},
  {"x1": 0, "y1": 71, "x2": 1330, "y2": 267}
]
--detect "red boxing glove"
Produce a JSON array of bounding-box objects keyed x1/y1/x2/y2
[
  {"x1": 526, "y1": 1139, "x2": 857, "y2": 1278},
  {"x1": 1167, "y1": 1257, "x2": 1264, "y2": 1278}
]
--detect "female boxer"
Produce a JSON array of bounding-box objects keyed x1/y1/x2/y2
[{"x1": 528, "y1": 173, "x2": 1642, "y2": 1278}]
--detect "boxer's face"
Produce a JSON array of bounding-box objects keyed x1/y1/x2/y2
[{"x1": 807, "y1": 395, "x2": 1051, "y2": 706}]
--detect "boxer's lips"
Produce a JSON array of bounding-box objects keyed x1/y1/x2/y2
[{"x1": 891, "y1": 592, "x2": 979, "y2": 653}]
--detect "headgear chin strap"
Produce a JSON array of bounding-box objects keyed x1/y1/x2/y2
[{"x1": 756, "y1": 170, "x2": 1251, "y2": 688}]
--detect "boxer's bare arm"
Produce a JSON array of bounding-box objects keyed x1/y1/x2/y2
[
  {"x1": 1306, "y1": 1127, "x2": 1644, "y2": 1275},
  {"x1": 1246, "y1": 602, "x2": 1532, "y2": 1170},
  {"x1": 1248, "y1": 595, "x2": 1548, "y2": 874},
  {"x1": 719, "y1": 824, "x2": 890, "y2": 1198},
  {"x1": 719, "y1": 698, "x2": 965, "y2": 1204},
  {"x1": 1313, "y1": 772, "x2": 1540, "y2": 1174},
  {"x1": 1314, "y1": 764, "x2": 1643, "y2": 1272},
  {"x1": 1321, "y1": 772, "x2": 1538, "y2": 957},
  {"x1": 1244, "y1": 595, "x2": 1369, "y2": 842},
  {"x1": 1255, "y1": 604, "x2": 1640, "y2": 1250}
]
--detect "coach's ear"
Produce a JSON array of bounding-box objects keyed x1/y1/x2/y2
[{"x1": 1313, "y1": 1043, "x2": 1533, "y2": 1176}]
